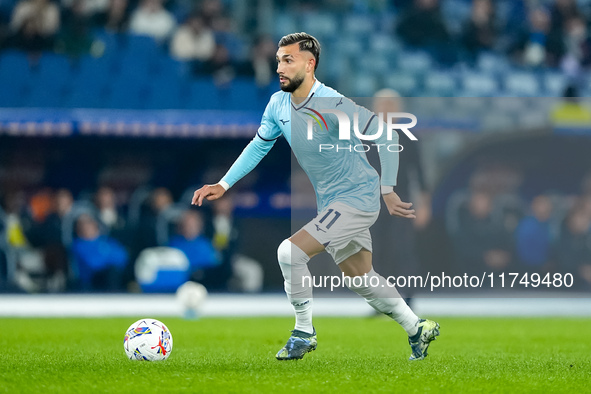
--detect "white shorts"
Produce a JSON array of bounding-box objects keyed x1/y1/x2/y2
[{"x1": 302, "y1": 202, "x2": 379, "y2": 264}]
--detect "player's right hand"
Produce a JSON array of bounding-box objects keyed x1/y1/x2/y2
[{"x1": 191, "y1": 184, "x2": 226, "y2": 206}]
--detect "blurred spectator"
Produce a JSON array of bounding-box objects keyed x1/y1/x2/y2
[
  {"x1": 28, "y1": 187, "x2": 53, "y2": 223},
  {"x1": 170, "y1": 13, "x2": 215, "y2": 61},
  {"x1": 25, "y1": 189, "x2": 72, "y2": 291},
  {"x1": 210, "y1": 15, "x2": 245, "y2": 62},
  {"x1": 198, "y1": 43, "x2": 235, "y2": 84},
  {"x1": 555, "y1": 202, "x2": 591, "y2": 289},
  {"x1": 71, "y1": 213, "x2": 128, "y2": 291},
  {"x1": 396, "y1": 0, "x2": 450, "y2": 49},
  {"x1": 94, "y1": 186, "x2": 129, "y2": 244},
  {"x1": 515, "y1": 195, "x2": 553, "y2": 270},
  {"x1": 55, "y1": 0, "x2": 94, "y2": 57},
  {"x1": 134, "y1": 187, "x2": 173, "y2": 253},
  {"x1": 250, "y1": 34, "x2": 276, "y2": 87},
  {"x1": 454, "y1": 191, "x2": 513, "y2": 275},
  {"x1": 168, "y1": 210, "x2": 219, "y2": 283},
  {"x1": 9, "y1": 0, "x2": 59, "y2": 52},
  {"x1": 207, "y1": 195, "x2": 236, "y2": 290},
  {"x1": 461, "y1": 0, "x2": 497, "y2": 58},
  {"x1": 2, "y1": 190, "x2": 31, "y2": 249},
  {"x1": 92, "y1": 0, "x2": 130, "y2": 33},
  {"x1": 509, "y1": 7, "x2": 564, "y2": 67},
  {"x1": 10, "y1": 0, "x2": 59, "y2": 35},
  {"x1": 371, "y1": 90, "x2": 431, "y2": 298},
  {"x1": 199, "y1": 0, "x2": 224, "y2": 28},
  {"x1": 61, "y1": 0, "x2": 110, "y2": 17},
  {"x1": 551, "y1": 85, "x2": 591, "y2": 125},
  {"x1": 128, "y1": 0, "x2": 176, "y2": 41},
  {"x1": 560, "y1": 16, "x2": 591, "y2": 77},
  {"x1": 550, "y1": 0, "x2": 581, "y2": 34},
  {"x1": 28, "y1": 188, "x2": 73, "y2": 247}
]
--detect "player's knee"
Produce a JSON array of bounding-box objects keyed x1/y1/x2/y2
[{"x1": 277, "y1": 239, "x2": 292, "y2": 265}]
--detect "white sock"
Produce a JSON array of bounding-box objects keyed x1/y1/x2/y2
[
  {"x1": 346, "y1": 268, "x2": 420, "y2": 336},
  {"x1": 277, "y1": 239, "x2": 314, "y2": 334}
]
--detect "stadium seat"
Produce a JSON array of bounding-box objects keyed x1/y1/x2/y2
[
  {"x1": 301, "y1": 13, "x2": 338, "y2": 39},
  {"x1": 336, "y1": 36, "x2": 363, "y2": 57},
  {"x1": 503, "y1": 72, "x2": 541, "y2": 97},
  {"x1": 384, "y1": 72, "x2": 418, "y2": 96},
  {"x1": 26, "y1": 54, "x2": 73, "y2": 107},
  {"x1": 396, "y1": 50, "x2": 433, "y2": 74},
  {"x1": 124, "y1": 34, "x2": 161, "y2": 60},
  {"x1": 343, "y1": 14, "x2": 375, "y2": 36},
  {"x1": 543, "y1": 71, "x2": 568, "y2": 96},
  {"x1": 0, "y1": 49, "x2": 31, "y2": 74},
  {"x1": 0, "y1": 72, "x2": 29, "y2": 107},
  {"x1": 153, "y1": 56, "x2": 190, "y2": 80},
  {"x1": 0, "y1": 50, "x2": 32, "y2": 107},
  {"x1": 227, "y1": 78, "x2": 266, "y2": 111},
  {"x1": 106, "y1": 77, "x2": 147, "y2": 109},
  {"x1": 273, "y1": 12, "x2": 298, "y2": 39},
  {"x1": 65, "y1": 57, "x2": 111, "y2": 108},
  {"x1": 352, "y1": 73, "x2": 377, "y2": 97},
  {"x1": 460, "y1": 72, "x2": 500, "y2": 96},
  {"x1": 145, "y1": 76, "x2": 184, "y2": 110},
  {"x1": 34, "y1": 53, "x2": 72, "y2": 84},
  {"x1": 369, "y1": 34, "x2": 402, "y2": 55},
  {"x1": 477, "y1": 52, "x2": 511, "y2": 74},
  {"x1": 26, "y1": 86, "x2": 66, "y2": 108},
  {"x1": 423, "y1": 71, "x2": 458, "y2": 96},
  {"x1": 92, "y1": 28, "x2": 123, "y2": 59},
  {"x1": 117, "y1": 51, "x2": 152, "y2": 83},
  {"x1": 188, "y1": 78, "x2": 222, "y2": 110},
  {"x1": 358, "y1": 52, "x2": 390, "y2": 75},
  {"x1": 71, "y1": 55, "x2": 114, "y2": 89}
]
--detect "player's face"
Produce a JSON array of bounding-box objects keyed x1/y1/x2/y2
[{"x1": 276, "y1": 43, "x2": 312, "y2": 93}]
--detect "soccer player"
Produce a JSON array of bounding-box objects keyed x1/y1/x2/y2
[{"x1": 192, "y1": 32, "x2": 440, "y2": 361}]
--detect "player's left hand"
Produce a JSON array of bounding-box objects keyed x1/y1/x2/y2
[
  {"x1": 382, "y1": 191, "x2": 416, "y2": 219},
  {"x1": 191, "y1": 183, "x2": 226, "y2": 206}
]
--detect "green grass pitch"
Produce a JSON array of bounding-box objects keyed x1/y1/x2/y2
[{"x1": 2, "y1": 316, "x2": 590, "y2": 393}]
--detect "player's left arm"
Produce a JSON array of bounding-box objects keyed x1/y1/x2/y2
[{"x1": 358, "y1": 106, "x2": 415, "y2": 219}]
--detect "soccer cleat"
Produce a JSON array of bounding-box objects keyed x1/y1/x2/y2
[
  {"x1": 408, "y1": 319, "x2": 440, "y2": 361},
  {"x1": 276, "y1": 329, "x2": 317, "y2": 360}
]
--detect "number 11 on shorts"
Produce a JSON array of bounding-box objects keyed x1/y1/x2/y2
[{"x1": 318, "y1": 209, "x2": 341, "y2": 229}]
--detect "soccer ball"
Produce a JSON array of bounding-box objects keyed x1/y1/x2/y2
[
  {"x1": 176, "y1": 281, "x2": 208, "y2": 315},
  {"x1": 123, "y1": 318, "x2": 173, "y2": 361}
]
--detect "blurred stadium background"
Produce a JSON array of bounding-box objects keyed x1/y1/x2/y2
[{"x1": 1, "y1": 0, "x2": 591, "y2": 316}]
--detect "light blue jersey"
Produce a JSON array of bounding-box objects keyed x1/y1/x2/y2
[{"x1": 220, "y1": 80, "x2": 399, "y2": 213}]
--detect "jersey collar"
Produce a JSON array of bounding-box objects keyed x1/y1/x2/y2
[{"x1": 291, "y1": 79, "x2": 321, "y2": 111}]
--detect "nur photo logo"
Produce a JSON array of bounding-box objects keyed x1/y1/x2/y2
[{"x1": 304, "y1": 109, "x2": 418, "y2": 152}]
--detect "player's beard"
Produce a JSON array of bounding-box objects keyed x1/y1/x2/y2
[{"x1": 280, "y1": 72, "x2": 305, "y2": 93}]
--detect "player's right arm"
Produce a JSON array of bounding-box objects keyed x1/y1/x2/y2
[{"x1": 192, "y1": 98, "x2": 282, "y2": 206}]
